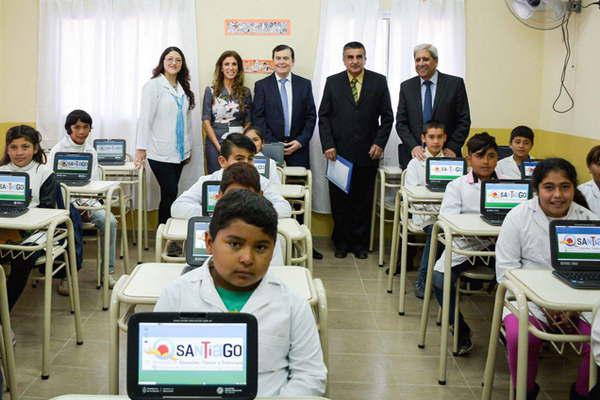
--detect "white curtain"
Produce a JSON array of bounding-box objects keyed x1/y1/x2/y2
[
  {"x1": 36, "y1": 0, "x2": 201, "y2": 210},
  {"x1": 309, "y1": 0, "x2": 380, "y2": 213},
  {"x1": 382, "y1": 0, "x2": 466, "y2": 166}
]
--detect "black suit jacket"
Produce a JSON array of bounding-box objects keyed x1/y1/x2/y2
[
  {"x1": 395, "y1": 71, "x2": 471, "y2": 167},
  {"x1": 252, "y1": 73, "x2": 316, "y2": 167},
  {"x1": 318, "y1": 69, "x2": 393, "y2": 167}
]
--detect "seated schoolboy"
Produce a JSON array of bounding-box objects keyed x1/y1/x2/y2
[
  {"x1": 432, "y1": 132, "x2": 499, "y2": 355},
  {"x1": 405, "y1": 121, "x2": 447, "y2": 299},
  {"x1": 496, "y1": 158, "x2": 596, "y2": 400},
  {"x1": 48, "y1": 109, "x2": 117, "y2": 292},
  {"x1": 155, "y1": 190, "x2": 327, "y2": 396},
  {"x1": 171, "y1": 133, "x2": 292, "y2": 219},
  {"x1": 217, "y1": 162, "x2": 284, "y2": 266},
  {"x1": 578, "y1": 145, "x2": 600, "y2": 216},
  {"x1": 243, "y1": 126, "x2": 281, "y2": 185},
  {"x1": 495, "y1": 125, "x2": 534, "y2": 179}
]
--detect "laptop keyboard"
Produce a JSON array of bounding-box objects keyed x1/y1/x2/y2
[
  {"x1": 0, "y1": 207, "x2": 28, "y2": 218},
  {"x1": 556, "y1": 270, "x2": 600, "y2": 282}
]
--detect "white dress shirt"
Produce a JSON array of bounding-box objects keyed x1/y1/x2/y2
[
  {"x1": 154, "y1": 263, "x2": 327, "y2": 397},
  {"x1": 495, "y1": 156, "x2": 522, "y2": 180},
  {"x1": 579, "y1": 180, "x2": 600, "y2": 216},
  {"x1": 136, "y1": 74, "x2": 192, "y2": 163},
  {"x1": 48, "y1": 135, "x2": 99, "y2": 180},
  {"x1": 420, "y1": 70, "x2": 438, "y2": 112},
  {"x1": 170, "y1": 168, "x2": 292, "y2": 219},
  {"x1": 495, "y1": 198, "x2": 597, "y2": 321},
  {"x1": 404, "y1": 148, "x2": 443, "y2": 228},
  {"x1": 257, "y1": 151, "x2": 281, "y2": 185},
  {"x1": 275, "y1": 73, "x2": 293, "y2": 136}
]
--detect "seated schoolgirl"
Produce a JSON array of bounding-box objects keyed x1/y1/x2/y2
[{"x1": 243, "y1": 126, "x2": 281, "y2": 185}]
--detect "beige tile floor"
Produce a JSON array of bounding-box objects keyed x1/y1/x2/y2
[{"x1": 5, "y1": 236, "x2": 585, "y2": 399}]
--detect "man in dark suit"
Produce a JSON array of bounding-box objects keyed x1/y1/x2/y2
[
  {"x1": 319, "y1": 41, "x2": 393, "y2": 259},
  {"x1": 253, "y1": 44, "x2": 323, "y2": 259},
  {"x1": 395, "y1": 43, "x2": 471, "y2": 169},
  {"x1": 252, "y1": 44, "x2": 316, "y2": 168}
]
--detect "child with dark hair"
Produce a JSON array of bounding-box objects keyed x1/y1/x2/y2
[
  {"x1": 432, "y1": 132, "x2": 500, "y2": 355},
  {"x1": 171, "y1": 133, "x2": 291, "y2": 219},
  {"x1": 496, "y1": 158, "x2": 596, "y2": 399},
  {"x1": 496, "y1": 125, "x2": 535, "y2": 179},
  {"x1": 155, "y1": 189, "x2": 326, "y2": 396},
  {"x1": 579, "y1": 145, "x2": 600, "y2": 216},
  {"x1": 243, "y1": 125, "x2": 281, "y2": 184}
]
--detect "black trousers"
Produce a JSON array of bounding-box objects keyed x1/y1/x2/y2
[
  {"x1": 148, "y1": 159, "x2": 184, "y2": 226},
  {"x1": 3, "y1": 250, "x2": 41, "y2": 310},
  {"x1": 329, "y1": 165, "x2": 377, "y2": 252}
]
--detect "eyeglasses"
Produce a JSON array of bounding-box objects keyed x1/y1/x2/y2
[{"x1": 165, "y1": 57, "x2": 183, "y2": 64}]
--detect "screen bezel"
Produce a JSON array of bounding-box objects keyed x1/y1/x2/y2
[
  {"x1": 519, "y1": 159, "x2": 543, "y2": 180},
  {"x1": 425, "y1": 157, "x2": 467, "y2": 186},
  {"x1": 0, "y1": 171, "x2": 30, "y2": 208},
  {"x1": 93, "y1": 138, "x2": 126, "y2": 162},
  {"x1": 127, "y1": 312, "x2": 258, "y2": 400},
  {"x1": 261, "y1": 143, "x2": 285, "y2": 165},
  {"x1": 479, "y1": 179, "x2": 532, "y2": 218},
  {"x1": 186, "y1": 216, "x2": 212, "y2": 266},
  {"x1": 53, "y1": 152, "x2": 93, "y2": 182},
  {"x1": 201, "y1": 181, "x2": 221, "y2": 217},
  {"x1": 549, "y1": 220, "x2": 600, "y2": 271},
  {"x1": 252, "y1": 155, "x2": 270, "y2": 179}
]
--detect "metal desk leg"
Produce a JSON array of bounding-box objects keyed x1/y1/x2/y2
[
  {"x1": 0, "y1": 267, "x2": 17, "y2": 399},
  {"x1": 369, "y1": 174, "x2": 379, "y2": 252},
  {"x1": 387, "y1": 190, "x2": 401, "y2": 294},
  {"x1": 102, "y1": 187, "x2": 115, "y2": 310},
  {"x1": 119, "y1": 188, "x2": 129, "y2": 274},
  {"x1": 42, "y1": 220, "x2": 58, "y2": 379},
  {"x1": 516, "y1": 294, "x2": 530, "y2": 400},
  {"x1": 66, "y1": 218, "x2": 84, "y2": 346},
  {"x1": 397, "y1": 195, "x2": 410, "y2": 315},
  {"x1": 109, "y1": 277, "x2": 127, "y2": 394},
  {"x1": 481, "y1": 283, "x2": 507, "y2": 400},
  {"x1": 438, "y1": 227, "x2": 453, "y2": 385},
  {"x1": 142, "y1": 168, "x2": 149, "y2": 251},
  {"x1": 137, "y1": 167, "x2": 143, "y2": 263},
  {"x1": 378, "y1": 170, "x2": 386, "y2": 267},
  {"x1": 418, "y1": 222, "x2": 441, "y2": 347}
]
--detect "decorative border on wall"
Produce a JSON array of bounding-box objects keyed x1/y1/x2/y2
[{"x1": 224, "y1": 19, "x2": 291, "y2": 36}]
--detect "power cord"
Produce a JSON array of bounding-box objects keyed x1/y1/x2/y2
[{"x1": 552, "y1": 11, "x2": 575, "y2": 113}]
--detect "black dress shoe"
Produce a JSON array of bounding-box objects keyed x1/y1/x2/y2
[
  {"x1": 312, "y1": 248, "x2": 323, "y2": 260},
  {"x1": 334, "y1": 249, "x2": 348, "y2": 258},
  {"x1": 354, "y1": 250, "x2": 368, "y2": 259}
]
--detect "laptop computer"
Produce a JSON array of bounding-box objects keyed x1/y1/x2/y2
[
  {"x1": 549, "y1": 220, "x2": 600, "y2": 289},
  {"x1": 186, "y1": 216, "x2": 212, "y2": 267},
  {"x1": 497, "y1": 145, "x2": 513, "y2": 160},
  {"x1": 261, "y1": 143, "x2": 285, "y2": 166},
  {"x1": 252, "y1": 156, "x2": 270, "y2": 179},
  {"x1": 127, "y1": 311, "x2": 258, "y2": 400},
  {"x1": 520, "y1": 159, "x2": 542, "y2": 180},
  {"x1": 201, "y1": 181, "x2": 221, "y2": 217},
  {"x1": 480, "y1": 180, "x2": 532, "y2": 226},
  {"x1": 425, "y1": 157, "x2": 467, "y2": 192},
  {"x1": 93, "y1": 138, "x2": 126, "y2": 166},
  {"x1": 0, "y1": 171, "x2": 30, "y2": 218},
  {"x1": 53, "y1": 152, "x2": 93, "y2": 186}
]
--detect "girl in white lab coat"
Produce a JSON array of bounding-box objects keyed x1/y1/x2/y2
[
  {"x1": 243, "y1": 126, "x2": 281, "y2": 185},
  {"x1": 135, "y1": 46, "x2": 195, "y2": 226},
  {"x1": 496, "y1": 158, "x2": 597, "y2": 400}
]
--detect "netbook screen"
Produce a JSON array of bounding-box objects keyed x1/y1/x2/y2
[
  {"x1": 0, "y1": 174, "x2": 27, "y2": 206},
  {"x1": 192, "y1": 220, "x2": 209, "y2": 259},
  {"x1": 96, "y1": 142, "x2": 124, "y2": 161},
  {"x1": 55, "y1": 155, "x2": 90, "y2": 180},
  {"x1": 522, "y1": 161, "x2": 539, "y2": 178},
  {"x1": 138, "y1": 322, "x2": 247, "y2": 386},
  {"x1": 555, "y1": 225, "x2": 600, "y2": 265},
  {"x1": 484, "y1": 183, "x2": 530, "y2": 211},
  {"x1": 253, "y1": 158, "x2": 268, "y2": 177},
  {"x1": 205, "y1": 185, "x2": 219, "y2": 215},
  {"x1": 429, "y1": 160, "x2": 465, "y2": 182}
]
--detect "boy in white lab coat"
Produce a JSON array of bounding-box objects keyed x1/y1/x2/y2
[
  {"x1": 155, "y1": 189, "x2": 327, "y2": 396},
  {"x1": 578, "y1": 145, "x2": 600, "y2": 216},
  {"x1": 404, "y1": 121, "x2": 447, "y2": 298},
  {"x1": 495, "y1": 125, "x2": 534, "y2": 179},
  {"x1": 48, "y1": 109, "x2": 117, "y2": 292},
  {"x1": 171, "y1": 133, "x2": 291, "y2": 219},
  {"x1": 432, "y1": 132, "x2": 499, "y2": 356}
]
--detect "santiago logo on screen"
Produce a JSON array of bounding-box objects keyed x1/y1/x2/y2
[
  {"x1": 144, "y1": 338, "x2": 243, "y2": 361},
  {"x1": 560, "y1": 235, "x2": 600, "y2": 248},
  {"x1": 488, "y1": 190, "x2": 528, "y2": 200}
]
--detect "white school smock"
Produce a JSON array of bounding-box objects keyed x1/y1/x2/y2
[
  {"x1": 136, "y1": 74, "x2": 192, "y2": 163},
  {"x1": 495, "y1": 198, "x2": 597, "y2": 321},
  {"x1": 154, "y1": 263, "x2": 327, "y2": 397},
  {"x1": 579, "y1": 180, "x2": 600, "y2": 216},
  {"x1": 170, "y1": 168, "x2": 292, "y2": 219},
  {"x1": 48, "y1": 135, "x2": 100, "y2": 180},
  {"x1": 433, "y1": 171, "x2": 496, "y2": 273},
  {"x1": 404, "y1": 149, "x2": 443, "y2": 228},
  {"x1": 257, "y1": 151, "x2": 281, "y2": 185},
  {"x1": 495, "y1": 155, "x2": 522, "y2": 180}
]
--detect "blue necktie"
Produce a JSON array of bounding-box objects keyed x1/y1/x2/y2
[
  {"x1": 172, "y1": 94, "x2": 185, "y2": 161},
  {"x1": 423, "y1": 80, "x2": 433, "y2": 124},
  {"x1": 279, "y1": 78, "x2": 290, "y2": 137}
]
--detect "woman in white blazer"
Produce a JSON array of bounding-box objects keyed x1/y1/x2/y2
[
  {"x1": 496, "y1": 158, "x2": 597, "y2": 400},
  {"x1": 135, "y1": 46, "x2": 195, "y2": 225}
]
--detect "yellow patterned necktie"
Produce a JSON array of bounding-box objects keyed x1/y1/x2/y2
[{"x1": 350, "y1": 78, "x2": 358, "y2": 102}]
